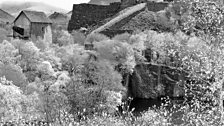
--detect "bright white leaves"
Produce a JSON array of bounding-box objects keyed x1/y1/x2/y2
[
  {"x1": 0, "y1": 40, "x2": 20, "y2": 64},
  {"x1": 0, "y1": 77, "x2": 25, "y2": 121},
  {"x1": 95, "y1": 40, "x2": 136, "y2": 73}
]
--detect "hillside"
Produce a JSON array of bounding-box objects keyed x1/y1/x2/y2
[
  {"x1": 91, "y1": 3, "x2": 147, "y2": 33},
  {"x1": 0, "y1": 2, "x2": 68, "y2": 16},
  {"x1": 89, "y1": 2, "x2": 172, "y2": 34},
  {"x1": 88, "y1": 0, "x2": 120, "y2": 5},
  {"x1": 68, "y1": 3, "x2": 120, "y2": 32}
]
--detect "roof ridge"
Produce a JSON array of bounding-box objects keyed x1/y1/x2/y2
[
  {"x1": 17, "y1": 10, "x2": 52, "y2": 23},
  {"x1": 0, "y1": 9, "x2": 14, "y2": 18}
]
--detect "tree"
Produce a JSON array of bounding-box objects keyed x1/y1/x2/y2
[
  {"x1": 95, "y1": 40, "x2": 136, "y2": 74},
  {"x1": 173, "y1": 0, "x2": 224, "y2": 122},
  {"x1": 0, "y1": 62, "x2": 27, "y2": 89},
  {"x1": 0, "y1": 77, "x2": 26, "y2": 121},
  {"x1": 0, "y1": 40, "x2": 20, "y2": 64}
]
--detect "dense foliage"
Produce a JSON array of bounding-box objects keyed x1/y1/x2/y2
[{"x1": 1, "y1": 0, "x2": 224, "y2": 125}]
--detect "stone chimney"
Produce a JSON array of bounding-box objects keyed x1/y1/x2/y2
[{"x1": 121, "y1": 0, "x2": 137, "y2": 8}]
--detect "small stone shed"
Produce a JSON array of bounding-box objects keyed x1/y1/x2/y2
[{"x1": 13, "y1": 10, "x2": 52, "y2": 42}]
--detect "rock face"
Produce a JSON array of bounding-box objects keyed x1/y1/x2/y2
[
  {"x1": 91, "y1": 2, "x2": 171, "y2": 37},
  {"x1": 68, "y1": 0, "x2": 170, "y2": 33},
  {"x1": 124, "y1": 63, "x2": 185, "y2": 100},
  {"x1": 67, "y1": 3, "x2": 120, "y2": 32}
]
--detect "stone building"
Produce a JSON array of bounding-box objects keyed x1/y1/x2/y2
[{"x1": 13, "y1": 10, "x2": 52, "y2": 42}]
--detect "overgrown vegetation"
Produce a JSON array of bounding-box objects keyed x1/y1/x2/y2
[{"x1": 1, "y1": 0, "x2": 224, "y2": 125}]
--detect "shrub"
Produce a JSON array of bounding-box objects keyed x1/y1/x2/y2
[
  {"x1": 94, "y1": 40, "x2": 136, "y2": 73},
  {"x1": 66, "y1": 60, "x2": 124, "y2": 119},
  {"x1": 34, "y1": 37, "x2": 49, "y2": 51},
  {"x1": 18, "y1": 41, "x2": 41, "y2": 72},
  {"x1": 71, "y1": 30, "x2": 86, "y2": 45},
  {"x1": 0, "y1": 40, "x2": 20, "y2": 64},
  {"x1": 52, "y1": 30, "x2": 74, "y2": 46},
  {"x1": 0, "y1": 77, "x2": 26, "y2": 121},
  {"x1": 0, "y1": 62, "x2": 27, "y2": 89},
  {"x1": 112, "y1": 33, "x2": 131, "y2": 42},
  {"x1": 85, "y1": 33, "x2": 109, "y2": 44},
  {"x1": 57, "y1": 30, "x2": 73, "y2": 46}
]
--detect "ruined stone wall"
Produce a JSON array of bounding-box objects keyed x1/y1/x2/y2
[
  {"x1": 124, "y1": 63, "x2": 185, "y2": 99},
  {"x1": 68, "y1": 3, "x2": 121, "y2": 32}
]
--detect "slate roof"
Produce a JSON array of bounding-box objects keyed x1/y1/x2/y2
[{"x1": 14, "y1": 10, "x2": 52, "y2": 23}]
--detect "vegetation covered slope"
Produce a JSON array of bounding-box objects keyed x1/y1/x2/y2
[
  {"x1": 91, "y1": 3, "x2": 147, "y2": 33},
  {"x1": 0, "y1": 0, "x2": 224, "y2": 126}
]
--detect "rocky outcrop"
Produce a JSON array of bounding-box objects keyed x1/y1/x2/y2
[
  {"x1": 91, "y1": 1, "x2": 170, "y2": 35},
  {"x1": 68, "y1": 0, "x2": 170, "y2": 33},
  {"x1": 124, "y1": 63, "x2": 185, "y2": 99},
  {"x1": 67, "y1": 3, "x2": 120, "y2": 32},
  {"x1": 91, "y1": 3, "x2": 146, "y2": 33}
]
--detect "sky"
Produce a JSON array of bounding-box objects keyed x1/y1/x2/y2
[{"x1": 0, "y1": 0, "x2": 91, "y2": 10}]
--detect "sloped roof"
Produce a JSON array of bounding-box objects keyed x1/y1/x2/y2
[
  {"x1": 0, "y1": 9, "x2": 15, "y2": 23},
  {"x1": 15, "y1": 10, "x2": 52, "y2": 23},
  {"x1": 49, "y1": 12, "x2": 68, "y2": 19}
]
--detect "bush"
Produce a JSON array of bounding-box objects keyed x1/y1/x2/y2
[
  {"x1": 66, "y1": 60, "x2": 124, "y2": 119},
  {"x1": 52, "y1": 30, "x2": 74, "y2": 46},
  {"x1": 0, "y1": 77, "x2": 26, "y2": 121},
  {"x1": 112, "y1": 33, "x2": 131, "y2": 42},
  {"x1": 0, "y1": 62, "x2": 27, "y2": 89},
  {"x1": 71, "y1": 30, "x2": 86, "y2": 45},
  {"x1": 0, "y1": 40, "x2": 20, "y2": 64},
  {"x1": 85, "y1": 33, "x2": 109, "y2": 44}
]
